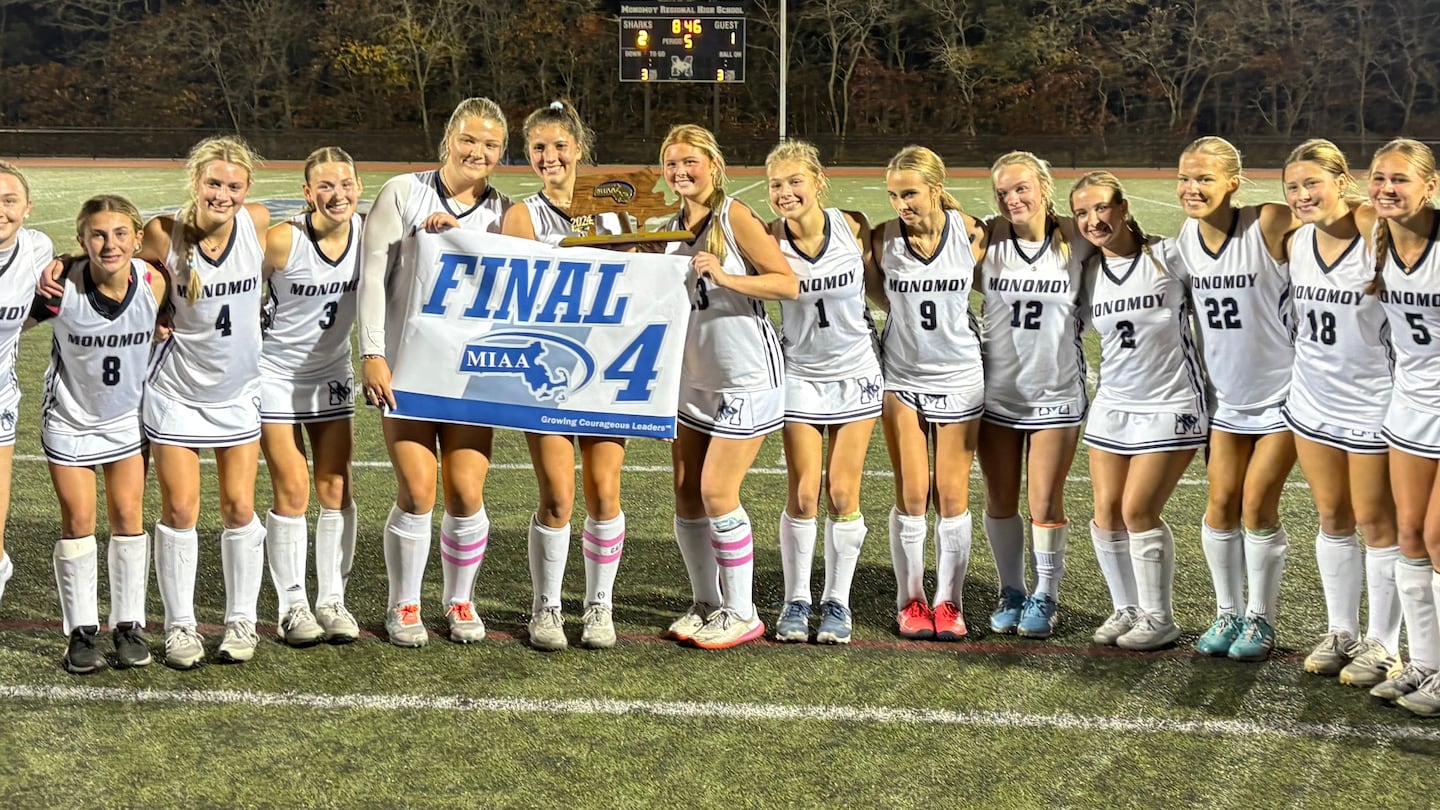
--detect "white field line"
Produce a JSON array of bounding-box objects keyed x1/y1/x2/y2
[
  {"x1": 1, "y1": 683, "x2": 1434, "y2": 743},
  {"x1": 1126, "y1": 193, "x2": 1183, "y2": 210},
  {"x1": 8, "y1": 454, "x2": 1307, "y2": 489}
]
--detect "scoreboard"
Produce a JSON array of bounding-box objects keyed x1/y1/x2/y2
[{"x1": 619, "y1": 3, "x2": 745, "y2": 83}]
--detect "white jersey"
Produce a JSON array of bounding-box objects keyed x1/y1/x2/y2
[
  {"x1": 1379, "y1": 215, "x2": 1440, "y2": 415},
  {"x1": 665, "y1": 197, "x2": 784, "y2": 392},
  {"x1": 1288, "y1": 224, "x2": 1391, "y2": 423},
  {"x1": 42, "y1": 259, "x2": 158, "y2": 430},
  {"x1": 523, "y1": 192, "x2": 624, "y2": 246},
  {"x1": 0, "y1": 227, "x2": 54, "y2": 406},
  {"x1": 777, "y1": 208, "x2": 878, "y2": 380},
  {"x1": 877, "y1": 211, "x2": 983, "y2": 394},
  {"x1": 260, "y1": 213, "x2": 360, "y2": 379},
  {"x1": 980, "y1": 219, "x2": 1088, "y2": 412},
  {"x1": 1175, "y1": 207, "x2": 1294, "y2": 410},
  {"x1": 150, "y1": 207, "x2": 264, "y2": 403},
  {"x1": 1084, "y1": 239, "x2": 1205, "y2": 412}
]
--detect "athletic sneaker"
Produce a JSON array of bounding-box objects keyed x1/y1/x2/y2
[
  {"x1": 933, "y1": 601, "x2": 967, "y2": 641},
  {"x1": 1397, "y1": 673, "x2": 1440, "y2": 717},
  {"x1": 217, "y1": 618, "x2": 258, "y2": 663},
  {"x1": 111, "y1": 622, "x2": 152, "y2": 668},
  {"x1": 580, "y1": 603, "x2": 616, "y2": 649},
  {"x1": 1195, "y1": 613, "x2": 1243, "y2": 656},
  {"x1": 315, "y1": 601, "x2": 360, "y2": 644},
  {"x1": 690, "y1": 608, "x2": 765, "y2": 650},
  {"x1": 1116, "y1": 613, "x2": 1181, "y2": 651},
  {"x1": 1339, "y1": 638, "x2": 1396, "y2": 688},
  {"x1": 1370, "y1": 661, "x2": 1435, "y2": 703},
  {"x1": 896, "y1": 600, "x2": 935, "y2": 639},
  {"x1": 386, "y1": 603, "x2": 428, "y2": 648},
  {"x1": 446, "y1": 601, "x2": 486, "y2": 644},
  {"x1": 279, "y1": 604, "x2": 325, "y2": 647},
  {"x1": 815, "y1": 600, "x2": 852, "y2": 645},
  {"x1": 1017, "y1": 594, "x2": 1059, "y2": 639},
  {"x1": 63, "y1": 625, "x2": 105, "y2": 675},
  {"x1": 1227, "y1": 616, "x2": 1276, "y2": 662},
  {"x1": 665, "y1": 601, "x2": 716, "y2": 642},
  {"x1": 989, "y1": 586, "x2": 1026, "y2": 634},
  {"x1": 774, "y1": 600, "x2": 812, "y2": 643},
  {"x1": 528, "y1": 606, "x2": 568, "y2": 652},
  {"x1": 1093, "y1": 607, "x2": 1140, "y2": 646},
  {"x1": 1303, "y1": 631, "x2": 1356, "y2": 676},
  {"x1": 164, "y1": 624, "x2": 205, "y2": 670}
]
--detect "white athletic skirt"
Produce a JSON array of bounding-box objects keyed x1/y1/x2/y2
[
  {"x1": 1083, "y1": 398, "x2": 1207, "y2": 456},
  {"x1": 144, "y1": 381, "x2": 262, "y2": 448},
  {"x1": 260, "y1": 363, "x2": 355, "y2": 425},
  {"x1": 677, "y1": 383, "x2": 785, "y2": 439},
  {"x1": 1282, "y1": 396, "x2": 1386, "y2": 455},
  {"x1": 887, "y1": 387, "x2": 984, "y2": 425},
  {"x1": 1210, "y1": 401, "x2": 1288, "y2": 435},
  {"x1": 784, "y1": 370, "x2": 884, "y2": 425},
  {"x1": 1384, "y1": 395, "x2": 1440, "y2": 459},
  {"x1": 43, "y1": 411, "x2": 144, "y2": 467},
  {"x1": 982, "y1": 392, "x2": 1088, "y2": 430},
  {"x1": 0, "y1": 382, "x2": 19, "y2": 447}
]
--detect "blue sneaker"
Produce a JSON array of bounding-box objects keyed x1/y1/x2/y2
[
  {"x1": 774, "y1": 600, "x2": 812, "y2": 643},
  {"x1": 989, "y1": 586, "x2": 1026, "y2": 634},
  {"x1": 1017, "y1": 593, "x2": 1059, "y2": 639},
  {"x1": 1195, "y1": 613, "x2": 1243, "y2": 656},
  {"x1": 1227, "y1": 616, "x2": 1276, "y2": 662},
  {"x1": 815, "y1": 600, "x2": 853, "y2": 645}
]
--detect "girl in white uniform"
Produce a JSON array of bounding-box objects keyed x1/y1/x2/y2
[
  {"x1": 1070, "y1": 172, "x2": 1206, "y2": 652},
  {"x1": 766, "y1": 140, "x2": 880, "y2": 645},
  {"x1": 140, "y1": 136, "x2": 270, "y2": 669},
  {"x1": 1364, "y1": 139, "x2": 1440, "y2": 716},
  {"x1": 40, "y1": 196, "x2": 164, "y2": 674},
  {"x1": 501, "y1": 101, "x2": 628, "y2": 652},
  {"x1": 1173, "y1": 136, "x2": 1300, "y2": 661},
  {"x1": 870, "y1": 145, "x2": 989, "y2": 642},
  {"x1": 359, "y1": 97, "x2": 511, "y2": 648},
  {"x1": 659, "y1": 124, "x2": 798, "y2": 651},
  {"x1": 979, "y1": 152, "x2": 1091, "y2": 641},
  {"x1": 259, "y1": 147, "x2": 363, "y2": 647},
  {"x1": 0, "y1": 161, "x2": 52, "y2": 610},
  {"x1": 1280, "y1": 140, "x2": 1402, "y2": 688}
]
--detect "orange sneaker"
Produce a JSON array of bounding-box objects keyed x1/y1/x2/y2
[
  {"x1": 933, "y1": 601, "x2": 967, "y2": 641},
  {"x1": 896, "y1": 599, "x2": 935, "y2": 639}
]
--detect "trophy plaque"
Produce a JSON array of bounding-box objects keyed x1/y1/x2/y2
[{"x1": 559, "y1": 168, "x2": 696, "y2": 247}]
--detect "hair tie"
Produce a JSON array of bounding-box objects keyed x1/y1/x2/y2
[{"x1": 549, "y1": 101, "x2": 564, "y2": 111}]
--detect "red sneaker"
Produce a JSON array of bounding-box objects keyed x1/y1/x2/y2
[
  {"x1": 933, "y1": 601, "x2": 967, "y2": 641},
  {"x1": 896, "y1": 599, "x2": 935, "y2": 639}
]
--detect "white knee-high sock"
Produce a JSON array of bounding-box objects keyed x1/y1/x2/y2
[
  {"x1": 1200, "y1": 522, "x2": 1246, "y2": 616},
  {"x1": 383, "y1": 505, "x2": 431, "y2": 608},
  {"x1": 221, "y1": 515, "x2": 266, "y2": 624},
  {"x1": 778, "y1": 511, "x2": 816, "y2": 605},
  {"x1": 0, "y1": 552, "x2": 12, "y2": 608},
  {"x1": 1244, "y1": 526, "x2": 1288, "y2": 623},
  {"x1": 1128, "y1": 524, "x2": 1175, "y2": 623},
  {"x1": 314, "y1": 503, "x2": 356, "y2": 605},
  {"x1": 441, "y1": 508, "x2": 490, "y2": 606},
  {"x1": 822, "y1": 514, "x2": 866, "y2": 607},
  {"x1": 1315, "y1": 531, "x2": 1362, "y2": 638},
  {"x1": 674, "y1": 515, "x2": 721, "y2": 606},
  {"x1": 1365, "y1": 544, "x2": 1403, "y2": 652},
  {"x1": 1032, "y1": 521, "x2": 1068, "y2": 599},
  {"x1": 933, "y1": 512, "x2": 973, "y2": 609},
  {"x1": 890, "y1": 507, "x2": 928, "y2": 608},
  {"x1": 582, "y1": 513, "x2": 625, "y2": 607},
  {"x1": 53, "y1": 536, "x2": 98, "y2": 635},
  {"x1": 712, "y1": 507, "x2": 756, "y2": 620},
  {"x1": 154, "y1": 523, "x2": 198, "y2": 629},
  {"x1": 1091, "y1": 522, "x2": 1136, "y2": 611},
  {"x1": 984, "y1": 514, "x2": 1026, "y2": 594},
  {"x1": 1397, "y1": 557, "x2": 1440, "y2": 670},
  {"x1": 527, "y1": 515, "x2": 569, "y2": 612},
  {"x1": 107, "y1": 533, "x2": 148, "y2": 628},
  {"x1": 265, "y1": 511, "x2": 309, "y2": 618}
]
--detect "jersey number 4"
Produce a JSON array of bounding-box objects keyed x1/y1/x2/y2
[{"x1": 215, "y1": 304, "x2": 233, "y2": 336}]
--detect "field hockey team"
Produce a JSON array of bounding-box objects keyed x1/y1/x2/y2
[{"x1": 2, "y1": 109, "x2": 1437, "y2": 716}]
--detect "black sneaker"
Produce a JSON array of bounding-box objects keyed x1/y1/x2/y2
[
  {"x1": 63, "y1": 626, "x2": 106, "y2": 675},
  {"x1": 112, "y1": 622, "x2": 153, "y2": 668}
]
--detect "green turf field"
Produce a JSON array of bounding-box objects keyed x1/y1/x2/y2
[{"x1": 1, "y1": 164, "x2": 1436, "y2": 809}]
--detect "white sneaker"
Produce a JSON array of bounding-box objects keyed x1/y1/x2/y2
[
  {"x1": 279, "y1": 604, "x2": 325, "y2": 647},
  {"x1": 315, "y1": 601, "x2": 360, "y2": 644},
  {"x1": 386, "y1": 604, "x2": 429, "y2": 648},
  {"x1": 164, "y1": 624, "x2": 205, "y2": 670},
  {"x1": 580, "y1": 604, "x2": 616, "y2": 649},
  {"x1": 217, "y1": 619, "x2": 258, "y2": 663},
  {"x1": 664, "y1": 601, "x2": 715, "y2": 642},
  {"x1": 528, "y1": 606, "x2": 568, "y2": 652},
  {"x1": 1303, "y1": 630, "x2": 1356, "y2": 676},
  {"x1": 445, "y1": 601, "x2": 486, "y2": 644},
  {"x1": 1115, "y1": 612, "x2": 1180, "y2": 651},
  {"x1": 1093, "y1": 607, "x2": 1139, "y2": 646}
]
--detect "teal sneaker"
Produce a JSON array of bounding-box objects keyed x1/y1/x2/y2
[
  {"x1": 1195, "y1": 613, "x2": 1243, "y2": 656},
  {"x1": 1227, "y1": 616, "x2": 1276, "y2": 662},
  {"x1": 1016, "y1": 594, "x2": 1058, "y2": 639},
  {"x1": 774, "y1": 600, "x2": 812, "y2": 643},
  {"x1": 989, "y1": 586, "x2": 1026, "y2": 634}
]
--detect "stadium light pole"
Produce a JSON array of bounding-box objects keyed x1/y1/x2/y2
[{"x1": 779, "y1": 0, "x2": 787, "y2": 142}]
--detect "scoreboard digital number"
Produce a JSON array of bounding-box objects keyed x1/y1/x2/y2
[{"x1": 619, "y1": 3, "x2": 745, "y2": 83}]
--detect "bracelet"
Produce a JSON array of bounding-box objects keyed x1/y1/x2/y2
[{"x1": 361, "y1": 353, "x2": 384, "y2": 360}]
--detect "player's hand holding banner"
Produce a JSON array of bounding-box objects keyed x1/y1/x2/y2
[{"x1": 389, "y1": 230, "x2": 692, "y2": 438}]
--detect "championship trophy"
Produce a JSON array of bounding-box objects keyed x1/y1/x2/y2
[{"x1": 559, "y1": 168, "x2": 696, "y2": 247}]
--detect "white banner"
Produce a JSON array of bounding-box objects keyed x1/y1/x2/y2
[{"x1": 389, "y1": 230, "x2": 692, "y2": 438}]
